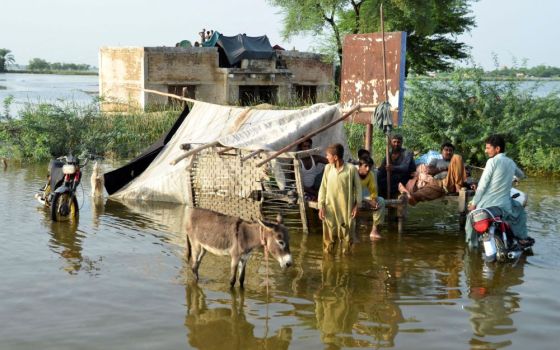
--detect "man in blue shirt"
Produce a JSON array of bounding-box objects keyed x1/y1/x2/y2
[
  {"x1": 377, "y1": 134, "x2": 416, "y2": 198},
  {"x1": 465, "y1": 135, "x2": 528, "y2": 247}
]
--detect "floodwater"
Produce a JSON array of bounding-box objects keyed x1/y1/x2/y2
[
  {"x1": 0, "y1": 73, "x2": 98, "y2": 116},
  {"x1": 1, "y1": 162, "x2": 559, "y2": 350}
]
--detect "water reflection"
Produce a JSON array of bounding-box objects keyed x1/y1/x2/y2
[
  {"x1": 313, "y1": 254, "x2": 404, "y2": 348},
  {"x1": 184, "y1": 282, "x2": 292, "y2": 349},
  {"x1": 103, "y1": 199, "x2": 187, "y2": 248},
  {"x1": 314, "y1": 257, "x2": 359, "y2": 346},
  {"x1": 47, "y1": 219, "x2": 85, "y2": 274},
  {"x1": 91, "y1": 196, "x2": 105, "y2": 229},
  {"x1": 464, "y1": 250, "x2": 527, "y2": 349},
  {"x1": 40, "y1": 197, "x2": 106, "y2": 275}
]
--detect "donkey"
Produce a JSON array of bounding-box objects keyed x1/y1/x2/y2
[{"x1": 185, "y1": 208, "x2": 292, "y2": 288}]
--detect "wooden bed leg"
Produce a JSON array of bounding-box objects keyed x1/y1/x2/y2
[
  {"x1": 458, "y1": 187, "x2": 467, "y2": 214},
  {"x1": 458, "y1": 187, "x2": 468, "y2": 228},
  {"x1": 397, "y1": 193, "x2": 408, "y2": 234},
  {"x1": 293, "y1": 158, "x2": 309, "y2": 234}
]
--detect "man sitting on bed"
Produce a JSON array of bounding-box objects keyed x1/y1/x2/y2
[{"x1": 398, "y1": 142, "x2": 468, "y2": 205}]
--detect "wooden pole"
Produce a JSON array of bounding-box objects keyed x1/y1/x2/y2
[
  {"x1": 342, "y1": 104, "x2": 397, "y2": 113},
  {"x1": 255, "y1": 104, "x2": 361, "y2": 167},
  {"x1": 386, "y1": 133, "x2": 391, "y2": 199},
  {"x1": 240, "y1": 149, "x2": 264, "y2": 162},
  {"x1": 293, "y1": 158, "x2": 310, "y2": 235},
  {"x1": 170, "y1": 141, "x2": 219, "y2": 165},
  {"x1": 381, "y1": 4, "x2": 389, "y2": 103},
  {"x1": 381, "y1": 3, "x2": 392, "y2": 199},
  {"x1": 365, "y1": 124, "x2": 372, "y2": 152},
  {"x1": 142, "y1": 88, "x2": 198, "y2": 104},
  {"x1": 217, "y1": 146, "x2": 235, "y2": 155}
]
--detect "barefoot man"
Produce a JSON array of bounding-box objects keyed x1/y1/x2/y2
[
  {"x1": 318, "y1": 143, "x2": 362, "y2": 254},
  {"x1": 357, "y1": 156, "x2": 385, "y2": 240}
]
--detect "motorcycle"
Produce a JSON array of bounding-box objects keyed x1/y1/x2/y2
[
  {"x1": 35, "y1": 155, "x2": 90, "y2": 221},
  {"x1": 470, "y1": 190, "x2": 534, "y2": 262}
]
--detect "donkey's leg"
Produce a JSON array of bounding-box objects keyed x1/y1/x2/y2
[
  {"x1": 238, "y1": 254, "x2": 250, "y2": 289},
  {"x1": 191, "y1": 243, "x2": 206, "y2": 281},
  {"x1": 229, "y1": 256, "x2": 241, "y2": 288}
]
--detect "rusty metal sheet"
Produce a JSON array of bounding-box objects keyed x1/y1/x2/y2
[{"x1": 340, "y1": 32, "x2": 406, "y2": 125}]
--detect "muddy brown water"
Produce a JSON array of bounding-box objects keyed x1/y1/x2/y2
[{"x1": 1, "y1": 162, "x2": 559, "y2": 349}]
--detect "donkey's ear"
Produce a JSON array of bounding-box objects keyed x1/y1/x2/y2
[{"x1": 276, "y1": 214, "x2": 283, "y2": 225}]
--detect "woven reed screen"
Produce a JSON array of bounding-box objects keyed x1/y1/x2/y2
[{"x1": 189, "y1": 148, "x2": 303, "y2": 228}]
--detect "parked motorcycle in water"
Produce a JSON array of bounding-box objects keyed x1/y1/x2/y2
[
  {"x1": 36, "y1": 155, "x2": 90, "y2": 221},
  {"x1": 470, "y1": 189, "x2": 534, "y2": 262}
]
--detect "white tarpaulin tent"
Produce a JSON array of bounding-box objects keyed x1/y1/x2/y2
[{"x1": 110, "y1": 101, "x2": 351, "y2": 204}]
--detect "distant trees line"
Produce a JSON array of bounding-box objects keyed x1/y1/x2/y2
[
  {"x1": 0, "y1": 48, "x2": 94, "y2": 72},
  {"x1": 27, "y1": 58, "x2": 93, "y2": 72},
  {"x1": 487, "y1": 65, "x2": 560, "y2": 78},
  {"x1": 445, "y1": 66, "x2": 560, "y2": 79}
]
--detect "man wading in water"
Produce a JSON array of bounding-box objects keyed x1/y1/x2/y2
[{"x1": 318, "y1": 143, "x2": 361, "y2": 254}]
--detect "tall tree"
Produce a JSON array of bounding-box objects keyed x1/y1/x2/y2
[
  {"x1": 269, "y1": 0, "x2": 476, "y2": 75},
  {"x1": 0, "y1": 49, "x2": 15, "y2": 72},
  {"x1": 28, "y1": 58, "x2": 50, "y2": 71}
]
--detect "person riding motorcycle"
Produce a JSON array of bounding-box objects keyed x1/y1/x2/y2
[{"x1": 465, "y1": 134, "x2": 530, "y2": 248}]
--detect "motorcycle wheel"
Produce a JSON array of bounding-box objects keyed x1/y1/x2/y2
[
  {"x1": 51, "y1": 192, "x2": 79, "y2": 222},
  {"x1": 494, "y1": 235, "x2": 507, "y2": 262}
]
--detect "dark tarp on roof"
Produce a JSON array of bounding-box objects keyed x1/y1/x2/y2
[
  {"x1": 216, "y1": 34, "x2": 274, "y2": 66},
  {"x1": 103, "y1": 105, "x2": 190, "y2": 195}
]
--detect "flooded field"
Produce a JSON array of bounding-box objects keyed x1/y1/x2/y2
[
  {"x1": 0, "y1": 73, "x2": 98, "y2": 116},
  {"x1": 1, "y1": 162, "x2": 559, "y2": 349}
]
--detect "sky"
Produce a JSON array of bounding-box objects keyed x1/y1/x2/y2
[{"x1": 2, "y1": 0, "x2": 560, "y2": 70}]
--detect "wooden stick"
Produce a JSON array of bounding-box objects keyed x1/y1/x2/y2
[
  {"x1": 217, "y1": 146, "x2": 235, "y2": 155},
  {"x1": 341, "y1": 105, "x2": 398, "y2": 113},
  {"x1": 134, "y1": 88, "x2": 199, "y2": 104},
  {"x1": 255, "y1": 104, "x2": 361, "y2": 167},
  {"x1": 380, "y1": 4, "x2": 389, "y2": 103},
  {"x1": 294, "y1": 147, "x2": 323, "y2": 159},
  {"x1": 293, "y1": 158, "x2": 310, "y2": 235},
  {"x1": 240, "y1": 149, "x2": 263, "y2": 162},
  {"x1": 170, "y1": 141, "x2": 219, "y2": 165},
  {"x1": 380, "y1": 4, "x2": 392, "y2": 199},
  {"x1": 386, "y1": 133, "x2": 391, "y2": 199},
  {"x1": 365, "y1": 124, "x2": 372, "y2": 152}
]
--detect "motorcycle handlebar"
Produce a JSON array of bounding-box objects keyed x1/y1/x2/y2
[{"x1": 55, "y1": 153, "x2": 103, "y2": 167}]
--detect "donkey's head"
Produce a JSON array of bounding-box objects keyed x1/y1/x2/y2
[{"x1": 258, "y1": 214, "x2": 292, "y2": 269}]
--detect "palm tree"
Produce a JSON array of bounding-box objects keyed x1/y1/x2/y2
[{"x1": 0, "y1": 49, "x2": 16, "y2": 72}]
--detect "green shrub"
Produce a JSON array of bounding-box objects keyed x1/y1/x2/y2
[
  {"x1": 0, "y1": 99, "x2": 179, "y2": 161},
  {"x1": 400, "y1": 69, "x2": 560, "y2": 173}
]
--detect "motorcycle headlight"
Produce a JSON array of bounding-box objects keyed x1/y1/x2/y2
[{"x1": 62, "y1": 164, "x2": 77, "y2": 174}]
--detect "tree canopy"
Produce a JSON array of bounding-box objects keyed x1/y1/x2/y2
[
  {"x1": 269, "y1": 0, "x2": 476, "y2": 75},
  {"x1": 0, "y1": 49, "x2": 15, "y2": 72}
]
